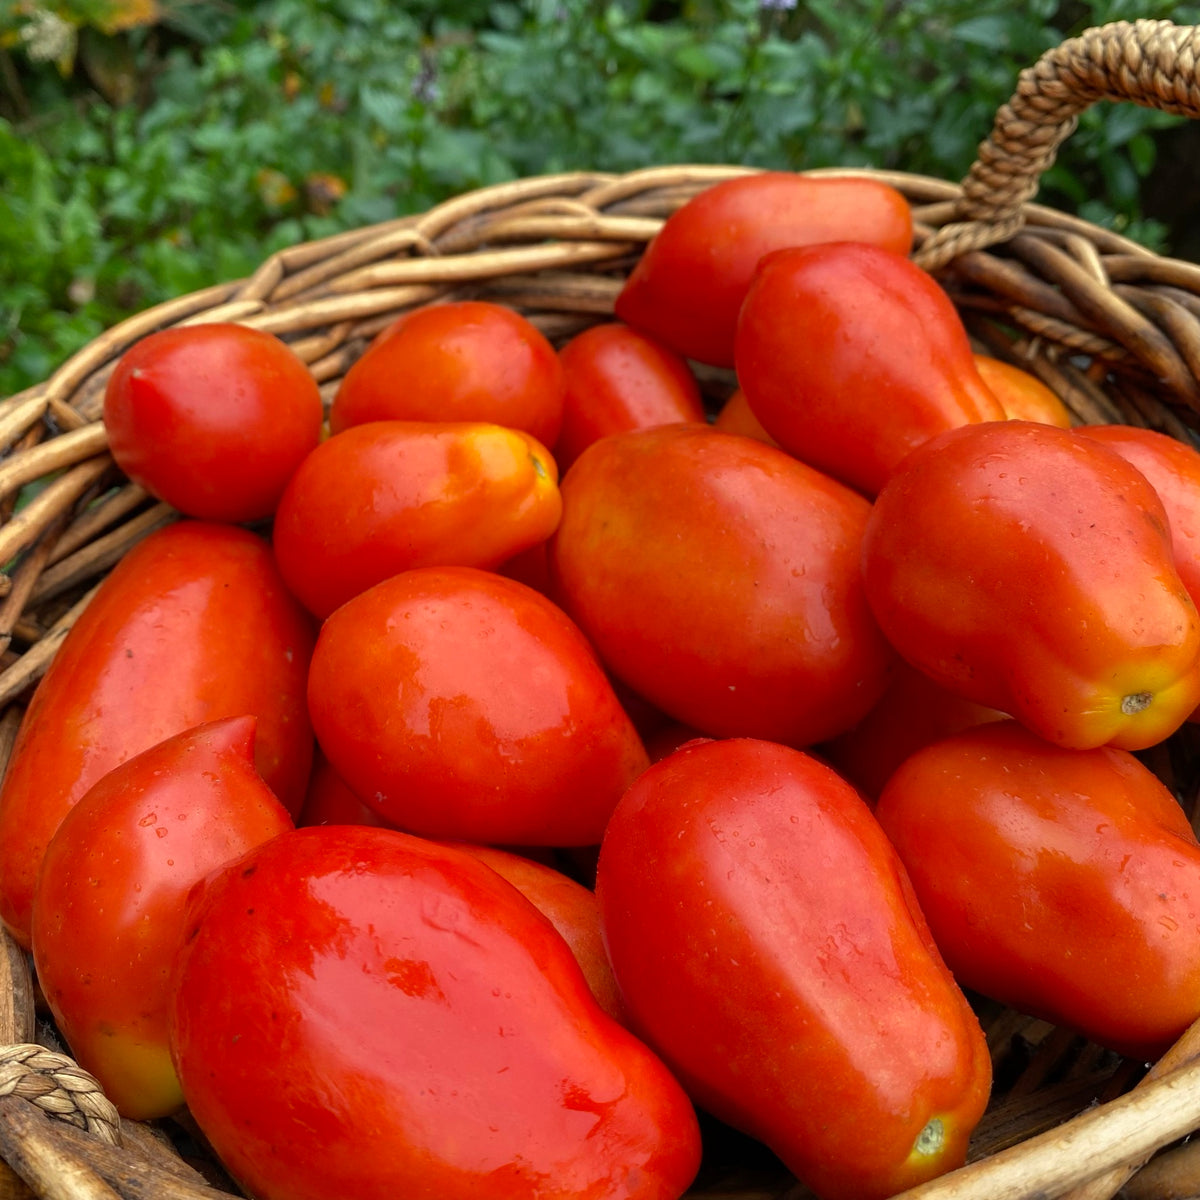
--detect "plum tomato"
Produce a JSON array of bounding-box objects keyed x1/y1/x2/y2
[
  {"x1": 169, "y1": 826, "x2": 702, "y2": 1200},
  {"x1": 547, "y1": 423, "x2": 896, "y2": 748},
  {"x1": 271, "y1": 419, "x2": 562, "y2": 619},
  {"x1": 103, "y1": 323, "x2": 323, "y2": 522},
  {"x1": 32, "y1": 717, "x2": 293, "y2": 1119},
  {"x1": 306, "y1": 566, "x2": 649, "y2": 846},
  {"x1": 329, "y1": 300, "x2": 564, "y2": 447},
  {"x1": 615, "y1": 172, "x2": 913, "y2": 368}
]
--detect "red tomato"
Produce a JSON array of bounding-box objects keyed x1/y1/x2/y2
[
  {"x1": 103, "y1": 323, "x2": 323, "y2": 522},
  {"x1": 596, "y1": 737, "x2": 992, "y2": 1200},
  {"x1": 32, "y1": 717, "x2": 293, "y2": 1119},
  {"x1": 330, "y1": 300, "x2": 564, "y2": 447},
  {"x1": 615, "y1": 172, "x2": 913, "y2": 368},
  {"x1": 862, "y1": 420, "x2": 1200, "y2": 751},
  {"x1": 445, "y1": 842, "x2": 625, "y2": 1024},
  {"x1": 170, "y1": 826, "x2": 702, "y2": 1200},
  {"x1": 553, "y1": 323, "x2": 704, "y2": 469},
  {"x1": 1074, "y1": 424, "x2": 1200, "y2": 606},
  {"x1": 548, "y1": 424, "x2": 896, "y2": 747},
  {"x1": 876, "y1": 720, "x2": 1200, "y2": 1059},
  {"x1": 735, "y1": 241, "x2": 1006, "y2": 496},
  {"x1": 820, "y1": 661, "x2": 1008, "y2": 800},
  {"x1": 297, "y1": 751, "x2": 390, "y2": 829},
  {"x1": 271, "y1": 420, "x2": 562, "y2": 619},
  {"x1": 307, "y1": 566, "x2": 649, "y2": 846},
  {"x1": 0, "y1": 520, "x2": 315, "y2": 948},
  {"x1": 973, "y1": 354, "x2": 1073, "y2": 427}
]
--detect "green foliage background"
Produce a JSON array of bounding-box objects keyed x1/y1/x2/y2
[{"x1": 3, "y1": 0, "x2": 1200, "y2": 396}]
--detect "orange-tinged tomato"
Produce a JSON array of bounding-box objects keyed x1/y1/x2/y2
[
  {"x1": 329, "y1": 300, "x2": 564, "y2": 447},
  {"x1": 272, "y1": 420, "x2": 562, "y2": 619},
  {"x1": 973, "y1": 354, "x2": 1073, "y2": 427},
  {"x1": 712, "y1": 387, "x2": 778, "y2": 446}
]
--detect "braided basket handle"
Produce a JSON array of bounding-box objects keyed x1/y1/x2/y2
[{"x1": 915, "y1": 18, "x2": 1200, "y2": 271}]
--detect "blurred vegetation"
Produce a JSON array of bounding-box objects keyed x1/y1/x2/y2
[{"x1": 3, "y1": 0, "x2": 1200, "y2": 395}]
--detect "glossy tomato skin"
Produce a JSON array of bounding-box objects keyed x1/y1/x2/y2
[
  {"x1": 330, "y1": 300, "x2": 564, "y2": 447},
  {"x1": 712, "y1": 387, "x2": 777, "y2": 446},
  {"x1": 103, "y1": 323, "x2": 323, "y2": 522},
  {"x1": 271, "y1": 420, "x2": 562, "y2": 619},
  {"x1": 0, "y1": 520, "x2": 315, "y2": 948},
  {"x1": 307, "y1": 566, "x2": 649, "y2": 845},
  {"x1": 170, "y1": 826, "x2": 701, "y2": 1200},
  {"x1": 876, "y1": 720, "x2": 1200, "y2": 1059},
  {"x1": 444, "y1": 842, "x2": 626, "y2": 1023},
  {"x1": 548, "y1": 424, "x2": 896, "y2": 747},
  {"x1": 862, "y1": 420, "x2": 1200, "y2": 751},
  {"x1": 735, "y1": 241, "x2": 1005, "y2": 496},
  {"x1": 596, "y1": 738, "x2": 991, "y2": 1200},
  {"x1": 615, "y1": 172, "x2": 913, "y2": 368},
  {"x1": 553, "y1": 323, "x2": 704, "y2": 470},
  {"x1": 297, "y1": 751, "x2": 391, "y2": 829},
  {"x1": 32, "y1": 716, "x2": 293, "y2": 1119},
  {"x1": 973, "y1": 354, "x2": 1073, "y2": 428}
]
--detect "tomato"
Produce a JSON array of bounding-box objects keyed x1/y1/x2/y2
[
  {"x1": 614, "y1": 172, "x2": 913, "y2": 368},
  {"x1": 307, "y1": 566, "x2": 649, "y2": 846},
  {"x1": 31, "y1": 716, "x2": 293, "y2": 1119},
  {"x1": 329, "y1": 300, "x2": 564, "y2": 447},
  {"x1": 735, "y1": 241, "x2": 1006, "y2": 496},
  {"x1": 595, "y1": 737, "x2": 991, "y2": 1200},
  {"x1": 1074, "y1": 424, "x2": 1200, "y2": 607},
  {"x1": 297, "y1": 751, "x2": 390, "y2": 829},
  {"x1": 553, "y1": 322, "x2": 704, "y2": 470},
  {"x1": 0, "y1": 520, "x2": 315, "y2": 949},
  {"x1": 271, "y1": 420, "x2": 562, "y2": 619},
  {"x1": 973, "y1": 354, "x2": 1073, "y2": 428},
  {"x1": 445, "y1": 842, "x2": 625, "y2": 1024},
  {"x1": 820, "y1": 661, "x2": 1008, "y2": 800},
  {"x1": 170, "y1": 825, "x2": 702, "y2": 1200},
  {"x1": 862, "y1": 420, "x2": 1200, "y2": 751},
  {"x1": 712, "y1": 387, "x2": 777, "y2": 446},
  {"x1": 875, "y1": 720, "x2": 1200, "y2": 1059},
  {"x1": 548, "y1": 424, "x2": 896, "y2": 748},
  {"x1": 103, "y1": 323, "x2": 323, "y2": 522}
]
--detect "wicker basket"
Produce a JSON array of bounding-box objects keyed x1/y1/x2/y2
[{"x1": 7, "y1": 15, "x2": 1200, "y2": 1200}]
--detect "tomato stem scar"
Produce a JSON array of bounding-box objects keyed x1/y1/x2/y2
[{"x1": 1121, "y1": 692, "x2": 1153, "y2": 715}]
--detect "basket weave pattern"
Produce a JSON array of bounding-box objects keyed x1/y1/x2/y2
[{"x1": 3, "y1": 16, "x2": 1200, "y2": 1200}]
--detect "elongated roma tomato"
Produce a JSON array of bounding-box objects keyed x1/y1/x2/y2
[
  {"x1": 271, "y1": 420, "x2": 562, "y2": 619},
  {"x1": 307, "y1": 566, "x2": 648, "y2": 845},
  {"x1": 596, "y1": 738, "x2": 991, "y2": 1200},
  {"x1": 876, "y1": 721, "x2": 1200, "y2": 1059},
  {"x1": 0, "y1": 520, "x2": 315, "y2": 948},
  {"x1": 862, "y1": 420, "x2": 1200, "y2": 750},
  {"x1": 735, "y1": 241, "x2": 1005, "y2": 496},
  {"x1": 32, "y1": 717, "x2": 294, "y2": 1119},
  {"x1": 554, "y1": 322, "x2": 704, "y2": 470},
  {"x1": 329, "y1": 300, "x2": 564, "y2": 447},
  {"x1": 548, "y1": 424, "x2": 895, "y2": 747},
  {"x1": 170, "y1": 826, "x2": 702, "y2": 1200},
  {"x1": 615, "y1": 172, "x2": 913, "y2": 368}
]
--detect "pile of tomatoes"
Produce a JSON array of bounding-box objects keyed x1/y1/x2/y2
[{"x1": 6, "y1": 171, "x2": 1200, "y2": 1200}]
